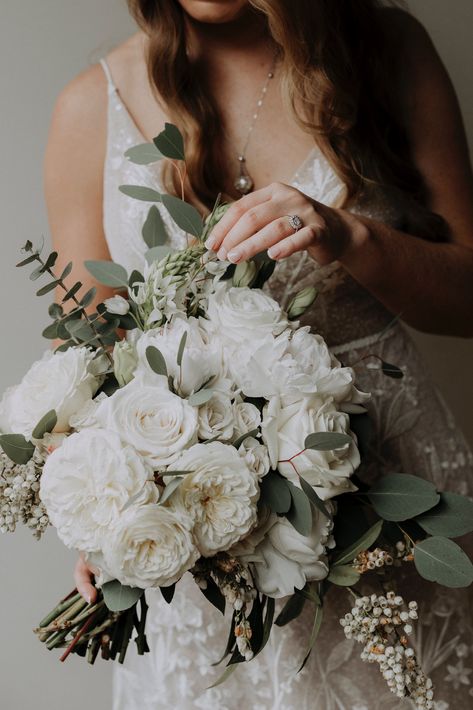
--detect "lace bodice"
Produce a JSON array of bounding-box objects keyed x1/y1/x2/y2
[{"x1": 100, "y1": 59, "x2": 406, "y2": 349}]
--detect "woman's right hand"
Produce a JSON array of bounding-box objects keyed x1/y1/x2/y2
[{"x1": 74, "y1": 552, "x2": 99, "y2": 604}]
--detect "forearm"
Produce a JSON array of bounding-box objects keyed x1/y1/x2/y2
[{"x1": 338, "y1": 212, "x2": 473, "y2": 337}]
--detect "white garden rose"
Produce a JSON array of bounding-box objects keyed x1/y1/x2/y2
[
  {"x1": 233, "y1": 401, "x2": 262, "y2": 437},
  {"x1": 204, "y1": 283, "x2": 288, "y2": 346},
  {"x1": 94, "y1": 381, "x2": 198, "y2": 468},
  {"x1": 135, "y1": 316, "x2": 224, "y2": 397},
  {"x1": 40, "y1": 429, "x2": 158, "y2": 552},
  {"x1": 101, "y1": 503, "x2": 198, "y2": 588},
  {"x1": 104, "y1": 294, "x2": 130, "y2": 315},
  {"x1": 261, "y1": 395, "x2": 360, "y2": 500},
  {"x1": 238, "y1": 436, "x2": 270, "y2": 479},
  {"x1": 242, "y1": 510, "x2": 332, "y2": 598},
  {"x1": 172, "y1": 441, "x2": 260, "y2": 556},
  {"x1": 228, "y1": 328, "x2": 369, "y2": 402},
  {"x1": 0, "y1": 348, "x2": 103, "y2": 439},
  {"x1": 197, "y1": 392, "x2": 234, "y2": 441}
]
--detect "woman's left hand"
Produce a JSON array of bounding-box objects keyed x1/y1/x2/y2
[{"x1": 204, "y1": 182, "x2": 365, "y2": 265}]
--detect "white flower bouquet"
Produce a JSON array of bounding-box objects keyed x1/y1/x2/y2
[{"x1": 1, "y1": 124, "x2": 472, "y2": 706}]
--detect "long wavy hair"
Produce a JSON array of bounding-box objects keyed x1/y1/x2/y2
[{"x1": 127, "y1": 0, "x2": 447, "y2": 240}]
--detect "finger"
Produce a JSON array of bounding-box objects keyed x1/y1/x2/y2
[
  {"x1": 217, "y1": 201, "x2": 285, "y2": 261},
  {"x1": 74, "y1": 556, "x2": 98, "y2": 605},
  {"x1": 225, "y1": 217, "x2": 293, "y2": 264},
  {"x1": 204, "y1": 184, "x2": 275, "y2": 252},
  {"x1": 267, "y1": 225, "x2": 319, "y2": 261}
]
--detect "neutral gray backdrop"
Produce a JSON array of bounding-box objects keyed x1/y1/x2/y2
[{"x1": 0, "y1": 2, "x2": 471, "y2": 709}]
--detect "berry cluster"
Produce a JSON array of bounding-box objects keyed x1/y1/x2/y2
[
  {"x1": 340, "y1": 592, "x2": 433, "y2": 708},
  {"x1": 0, "y1": 451, "x2": 49, "y2": 538}
]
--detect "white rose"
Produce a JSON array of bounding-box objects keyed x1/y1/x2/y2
[
  {"x1": 197, "y1": 392, "x2": 234, "y2": 441},
  {"x1": 104, "y1": 295, "x2": 130, "y2": 315},
  {"x1": 238, "y1": 436, "x2": 270, "y2": 479},
  {"x1": 244, "y1": 511, "x2": 332, "y2": 598},
  {"x1": 94, "y1": 381, "x2": 198, "y2": 468},
  {"x1": 40, "y1": 429, "x2": 157, "y2": 552},
  {"x1": 261, "y1": 395, "x2": 359, "y2": 500},
  {"x1": 172, "y1": 442, "x2": 260, "y2": 556},
  {"x1": 233, "y1": 401, "x2": 262, "y2": 437},
  {"x1": 101, "y1": 503, "x2": 198, "y2": 589},
  {"x1": 135, "y1": 316, "x2": 224, "y2": 397},
  {"x1": 203, "y1": 283, "x2": 288, "y2": 346},
  {"x1": 0, "y1": 348, "x2": 102, "y2": 439}
]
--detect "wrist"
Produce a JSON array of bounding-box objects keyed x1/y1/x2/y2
[{"x1": 335, "y1": 209, "x2": 371, "y2": 265}]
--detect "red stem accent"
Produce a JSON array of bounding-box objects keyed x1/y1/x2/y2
[
  {"x1": 59, "y1": 611, "x2": 98, "y2": 662},
  {"x1": 59, "y1": 588, "x2": 78, "y2": 604}
]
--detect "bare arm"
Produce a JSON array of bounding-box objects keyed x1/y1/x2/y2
[
  {"x1": 44, "y1": 63, "x2": 116, "y2": 307},
  {"x1": 44, "y1": 64, "x2": 114, "y2": 603}
]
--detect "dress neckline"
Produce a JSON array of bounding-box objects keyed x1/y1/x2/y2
[{"x1": 110, "y1": 87, "x2": 322, "y2": 188}]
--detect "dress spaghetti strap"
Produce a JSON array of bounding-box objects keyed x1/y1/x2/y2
[{"x1": 99, "y1": 58, "x2": 117, "y2": 95}]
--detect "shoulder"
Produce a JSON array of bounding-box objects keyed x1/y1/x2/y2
[{"x1": 376, "y1": 7, "x2": 440, "y2": 77}]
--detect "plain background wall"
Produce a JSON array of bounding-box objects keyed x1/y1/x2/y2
[{"x1": 0, "y1": 2, "x2": 471, "y2": 708}]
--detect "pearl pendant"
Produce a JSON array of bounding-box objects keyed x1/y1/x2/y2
[{"x1": 234, "y1": 174, "x2": 254, "y2": 194}]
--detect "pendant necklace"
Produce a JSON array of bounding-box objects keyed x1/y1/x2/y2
[{"x1": 233, "y1": 50, "x2": 279, "y2": 195}]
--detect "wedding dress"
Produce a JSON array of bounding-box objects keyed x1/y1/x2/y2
[{"x1": 99, "y1": 59, "x2": 473, "y2": 710}]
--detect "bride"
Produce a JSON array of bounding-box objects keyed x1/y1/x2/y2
[{"x1": 44, "y1": 1, "x2": 473, "y2": 708}]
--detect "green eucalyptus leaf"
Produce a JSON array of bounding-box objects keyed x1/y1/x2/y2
[
  {"x1": 60, "y1": 261, "x2": 73, "y2": 280},
  {"x1": 153, "y1": 123, "x2": 185, "y2": 160},
  {"x1": 80, "y1": 287, "x2": 97, "y2": 308},
  {"x1": 85, "y1": 261, "x2": 128, "y2": 289},
  {"x1": 232, "y1": 429, "x2": 260, "y2": 449},
  {"x1": 146, "y1": 346, "x2": 168, "y2": 377},
  {"x1": 414, "y1": 536, "x2": 473, "y2": 588},
  {"x1": 206, "y1": 665, "x2": 237, "y2": 690},
  {"x1": 64, "y1": 319, "x2": 95, "y2": 342},
  {"x1": 48, "y1": 303, "x2": 63, "y2": 319},
  {"x1": 328, "y1": 565, "x2": 361, "y2": 587},
  {"x1": 41, "y1": 251, "x2": 58, "y2": 272},
  {"x1": 42, "y1": 322, "x2": 59, "y2": 340},
  {"x1": 119, "y1": 185, "x2": 161, "y2": 202},
  {"x1": 188, "y1": 389, "x2": 214, "y2": 407},
  {"x1": 145, "y1": 245, "x2": 173, "y2": 266},
  {"x1": 36, "y1": 280, "x2": 61, "y2": 297},
  {"x1": 160, "y1": 193, "x2": 203, "y2": 238},
  {"x1": 142, "y1": 205, "x2": 169, "y2": 248},
  {"x1": 260, "y1": 471, "x2": 292, "y2": 514},
  {"x1": 102, "y1": 579, "x2": 144, "y2": 612},
  {"x1": 159, "y1": 477, "x2": 183, "y2": 505},
  {"x1": 200, "y1": 577, "x2": 226, "y2": 615},
  {"x1": 16, "y1": 254, "x2": 38, "y2": 268},
  {"x1": 298, "y1": 602, "x2": 323, "y2": 672},
  {"x1": 177, "y1": 331, "x2": 187, "y2": 367},
  {"x1": 368, "y1": 473, "x2": 440, "y2": 522},
  {"x1": 304, "y1": 432, "x2": 352, "y2": 451},
  {"x1": 334, "y1": 520, "x2": 384, "y2": 566},
  {"x1": 275, "y1": 593, "x2": 306, "y2": 627},
  {"x1": 62, "y1": 281, "x2": 82, "y2": 302},
  {"x1": 29, "y1": 265, "x2": 44, "y2": 281},
  {"x1": 0, "y1": 434, "x2": 35, "y2": 465},
  {"x1": 299, "y1": 476, "x2": 330, "y2": 518},
  {"x1": 286, "y1": 481, "x2": 313, "y2": 537},
  {"x1": 416, "y1": 492, "x2": 473, "y2": 538},
  {"x1": 32, "y1": 410, "x2": 58, "y2": 440},
  {"x1": 125, "y1": 142, "x2": 164, "y2": 165}
]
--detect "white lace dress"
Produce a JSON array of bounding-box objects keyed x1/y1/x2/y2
[{"x1": 99, "y1": 60, "x2": 473, "y2": 710}]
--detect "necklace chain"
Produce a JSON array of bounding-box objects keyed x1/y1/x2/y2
[{"x1": 234, "y1": 50, "x2": 279, "y2": 195}]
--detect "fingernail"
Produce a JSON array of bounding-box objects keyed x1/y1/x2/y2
[
  {"x1": 217, "y1": 247, "x2": 227, "y2": 261},
  {"x1": 205, "y1": 236, "x2": 216, "y2": 250},
  {"x1": 226, "y1": 249, "x2": 242, "y2": 264},
  {"x1": 267, "y1": 246, "x2": 281, "y2": 260}
]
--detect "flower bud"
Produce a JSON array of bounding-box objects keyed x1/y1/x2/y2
[
  {"x1": 232, "y1": 260, "x2": 258, "y2": 288},
  {"x1": 113, "y1": 341, "x2": 138, "y2": 387},
  {"x1": 104, "y1": 295, "x2": 130, "y2": 316},
  {"x1": 287, "y1": 286, "x2": 318, "y2": 320}
]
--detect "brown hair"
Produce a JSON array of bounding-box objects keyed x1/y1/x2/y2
[{"x1": 127, "y1": 0, "x2": 447, "y2": 240}]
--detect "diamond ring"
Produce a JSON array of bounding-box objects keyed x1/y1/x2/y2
[{"x1": 287, "y1": 214, "x2": 303, "y2": 232}]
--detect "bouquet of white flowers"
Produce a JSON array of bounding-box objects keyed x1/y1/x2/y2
[{"x1": 1, "y1": 124, "x2": 472, "y2": 707}]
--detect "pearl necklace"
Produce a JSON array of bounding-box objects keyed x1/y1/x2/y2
[{"x1": 233, "y1": 50, "x2": 279, "y2": 195}]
